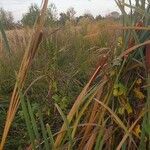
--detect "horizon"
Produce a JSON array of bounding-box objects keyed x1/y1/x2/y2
[{"x1": 0, "y1": 0, "x2": 120, "y2": 21}]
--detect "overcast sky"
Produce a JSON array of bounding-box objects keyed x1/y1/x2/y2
[{"x1": 0, "y1": 0, "x2": 120, "y2": 21}]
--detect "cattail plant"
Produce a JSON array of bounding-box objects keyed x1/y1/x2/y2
[
  {"x1": 0, "y1": 0, "x2": 48, "y2": 149},
  {"x1": 1, "y1": 0, "x2": 150, "y2": 149}
]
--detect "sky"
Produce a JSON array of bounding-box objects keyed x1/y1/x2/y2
[{"x1": 0, "y1": 0, "x2": 120, "y2": 21}]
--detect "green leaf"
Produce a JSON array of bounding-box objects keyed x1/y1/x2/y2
[
  {"x1": 38, "y1": 108, "x2": 50, "y2": 150},
  {"x1": 0, "y1": 20, "x2": 12, "y2": 55},
  {"x1": 55, "y1": 103, "x2": 73, "y2": 149}
]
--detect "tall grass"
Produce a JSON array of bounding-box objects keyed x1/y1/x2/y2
[
  {"x1": 0, "y1": 20, "x2": 12, "y2": 55},
  {"x1": 0, "y1": 0, "x2": 48, "y2": 149},
  {"x1": 54, "y1": 0, "x2": 150, "y2": 149},
  {"x1": 1, "y1": 0, "x2": 150, "y2": 149},
  {"x1": 0, "y1": 14, "x2": 114, "y2": 149}
]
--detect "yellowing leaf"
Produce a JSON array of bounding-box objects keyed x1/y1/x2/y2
[
  {"x1": 113, "y1": 89, "x2": 119, "y2": 97},
  {"x1": 124, "y1": 102, "x2": 133, "y2": 114},
  {"x1": 113, "y1": 83, "x2": 126, "y2": 97},
  {"x1": 118, "y1": 107, "x2": 125, "y2": 115},
  {"x1": 136, "y1": 78, "x2": 142, "y2": 85},
  {"x1": 133, "y1": 124, "x2": 141, "y2": 137},
  {"x1": 133, "y1": 88, "x2": 145, "y2": 100},
  {"x1": 118, "y1": 101, "x2": 132, "y2": 115}
]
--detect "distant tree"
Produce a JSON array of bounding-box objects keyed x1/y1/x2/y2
[
  {"x1": 105, "y1": 11, "x2": 120, "y2": 20},
  {"x1": 0, "y1": 8, "x2": 14, "y2": 30},
  {"x1": 21, "y1": 3, "x2": 57, "y2": 27},
  {"x1": 95, "y1": 14, "x2": 103, "y2": 21},
  {"x1": 46, "y1": 3, "x2": 58, "y2": 26},
  {"x1": 21, "y1": 4, "x2": 39, "y2": 27},
  {"x1": 58, "y1": 7, "x2": 76, "y2": 25},
  {"x1": 76, "y1": 15, "x2": 83, "y2": 22},
  {"x1": 59, "y1": 13, "x2": 69, "y2": 25},
  {"x1": 66, "y1": 7, "x2": 76, "y2": 21},
  {"x1": 83, "y1": 12, "x2": 94, "y2": 20},
  {"x1": 76, "y1": 12, "x2": 94, "y2": 23}
]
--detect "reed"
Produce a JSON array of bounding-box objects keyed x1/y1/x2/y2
[
  {"x1": 0, "y1": 0, "x2": 48, "y2": 149},
  {"x1": 1, "y1": 0, "x2": 150, "y2": 149}
]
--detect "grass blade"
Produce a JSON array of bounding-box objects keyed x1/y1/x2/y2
[
  {"x1": 38, "y1": 108, "x2": 50, "y2": 150},
  {"x1": 0, "y1": 20, "x2": 12, "y2": 54},
  {"x1": 27, "y1": 99, "x2": 42, "y2": 149},
  {"x1": 46, "y1": 124, "x2": 54, "y2": 149},
  {"x1": 55, "y1": 103, "x2": 73, "y2": 149},
  {"x1": 0, "y1": 1, "x2": 48, "y2": 149},
  {"x1": 19, "y1": 91, "x2": 36, "y2": 149}
]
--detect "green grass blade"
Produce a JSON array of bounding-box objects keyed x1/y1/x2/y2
[
  {"x1": 26, "y1": 99, "x2": 42, "y2": 149},
  {"x1": 38, "y1": 108, "x2": 50, "y2": 150},
  {"x1": 0, "y1": 20, "x2": 12, "y2": 54},
  {"x1": 71, "y1": 85, "x2": 98, "y2": 139},
  {"x1": 139, "y1": 114, "x2": 147, "y2": 149},
  {"x1": 46, "y1": 123, "x2": 54, "y2": 149},
  {"x1": 94, "y1": 127, "x2": 104, "y2": 150},
  {"x1": 55, "y1": 103, "x2": 73, "y2": 149},
  {"x1": 19, "y1": 92, "x2": 36, "y2": 149}
]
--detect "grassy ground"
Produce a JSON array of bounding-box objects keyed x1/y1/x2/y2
[
  {"x1": 0, "y1": 17, "x2": 118, "y2": 149},
  {"x1": 1, "y1": 0, "x2": 150, "y2": 149}
]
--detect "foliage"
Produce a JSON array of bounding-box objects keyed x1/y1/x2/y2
[
  {"x1": 0, "y1": 6, "x2": 116, "y2": 148},
  {"x1": 21, "y1": 3, "x2": 57, "y2": 27},
  {"x1": 1, "y1": 0, "x2": 150, "y2": 149},
  {"x1": 95, "y1": 14, "x2": 103, "y2": 21},
  {"x1": 58, "y1": 7, "x2": 76, "y2": 25},
  {"x1": 0, "y1": 8, "x2": 14, "y2": 30},
  {"x1": 21, "y1": 4, "x2": 39, "y2": 27}
]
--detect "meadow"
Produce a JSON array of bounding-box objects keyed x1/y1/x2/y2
[{"x1": 0, "y1": 0, "x2": 150, "y2": 149}]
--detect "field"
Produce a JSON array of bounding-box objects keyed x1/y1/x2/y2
[{"x1": 0, "y1": 0, "x2": 150, "y2": 149}]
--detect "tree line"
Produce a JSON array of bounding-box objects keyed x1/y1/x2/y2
[{"x1": 0, "y1": 3, "x2": 120, "y2": 30}]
